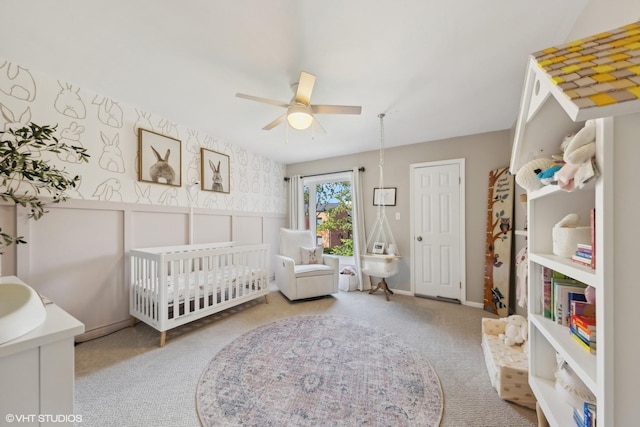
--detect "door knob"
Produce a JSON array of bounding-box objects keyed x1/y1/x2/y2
[{"x1": 417, "y1": 236, "x2": 422, "y2": 241}]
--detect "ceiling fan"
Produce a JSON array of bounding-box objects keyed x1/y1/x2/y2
[{"x1": 235, "y1": 71, "x2": 362, "y2": 131}]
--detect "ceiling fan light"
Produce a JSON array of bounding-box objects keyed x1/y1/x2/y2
[{"x1": 287, "y1": 104, "x2": 313, "y2": 130}]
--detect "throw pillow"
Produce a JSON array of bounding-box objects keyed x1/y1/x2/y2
[{"x1": 300, "y1": 246, "x2": 323, "y2": 264}]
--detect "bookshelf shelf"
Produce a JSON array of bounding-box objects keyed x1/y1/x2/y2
[
  {"x1": 530, "y1": 314, "x2": 597, "y2": 390},
  {"x1": 528, "y1": 253, "x2": 596, "y2": 288},
  {"x1": 529, "y1": 376, "x2": 574, "y2": 427},
  {"x1": 511, "y1": 50, "x2": 640, "y2": 426}
]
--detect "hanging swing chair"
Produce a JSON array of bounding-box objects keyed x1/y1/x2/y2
[{"x1": 361, "y1": 113, "x2": 401, "y2": 301}]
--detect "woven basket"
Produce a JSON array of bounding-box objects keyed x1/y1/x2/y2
[
  {"x1": 515, "y1": 158, "x2": 554, "y2": 192},
  {"x1": 552, "y1": 226, "x2": 591, "y2": 258}
]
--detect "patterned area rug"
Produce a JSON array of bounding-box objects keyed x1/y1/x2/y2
[{"x1": 196, "y1": 314, "x2": 443, "y2": 426}]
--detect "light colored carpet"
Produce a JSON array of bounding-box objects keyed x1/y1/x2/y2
[
  {"x1": 74, "y1": 283, "x2": 537, "y2": 426},
  {"x1": 196, "y1": 314, "x2": 443, "y2": 426}
]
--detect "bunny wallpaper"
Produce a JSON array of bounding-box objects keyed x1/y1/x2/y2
[{"x1": 0, "y1": 58, "x2": 287, "y2": 214}]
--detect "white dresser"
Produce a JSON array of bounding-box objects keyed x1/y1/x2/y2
[{"x1": 0, "y1": 276, "x2": 84, "y2": 426}]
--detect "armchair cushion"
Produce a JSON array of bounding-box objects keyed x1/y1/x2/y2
[
  {"x1": 300, "y1": 246, "x2": 323, "y2": 264},
  {"x1": 295, "y1": 263, "x2": 335, "y2": 278}
]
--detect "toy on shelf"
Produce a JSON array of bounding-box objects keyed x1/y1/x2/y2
[
  {"x1": 515, "y1": 120, "x2": 599, "y2": 193},
  {"x1": 515, "y1": 157, "x2": 554, "y2": 192},
  {"x1": 554, "y1": 120, "x2": 599, "y2": 191}
]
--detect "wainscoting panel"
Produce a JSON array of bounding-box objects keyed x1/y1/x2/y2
[
  {"x1": 193, "y1": 213, "x2": 232, "y2": 244},
  {"x1": 0, "y1": 204, "x2": 17, "y2": 276},
  {"x1": 130, "y1": 211, "x2": 188, "y2": 249},
  {"x1": 263, "y1": 216, "x2": 288, "y2": 276},
  {"x1": 4, "y1": 199, "x2": 284, "y2": 341},
  {"x1": 232, "y1": 216, "x2": 264, "y2": 244},
  {"x1": 25, "y1": 206, "x2": 126, "y2": 335}
]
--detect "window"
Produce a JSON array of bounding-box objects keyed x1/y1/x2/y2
[{"x1": 302, "y1": 172, "x2": 353, "y2": 256}]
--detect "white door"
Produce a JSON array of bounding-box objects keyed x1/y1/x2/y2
[{"x1": 411, "y1": 160, "x2": 464, "y2": 301}]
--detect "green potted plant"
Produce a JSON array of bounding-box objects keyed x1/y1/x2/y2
[{"x1": 0, "y1": 123, "x2": 89, "y2": 250}]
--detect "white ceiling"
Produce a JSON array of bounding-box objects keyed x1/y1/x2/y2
[{"x1": 1, "y1": 0, "x2": 590, "y2": 164}]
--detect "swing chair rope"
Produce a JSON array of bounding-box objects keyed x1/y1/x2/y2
[
  {"x1": 377, "y1": 113, "x2": 385, "y2": 220},
  {"x1": 365, "y1": 113, "x2": 397, "y2": 252}
]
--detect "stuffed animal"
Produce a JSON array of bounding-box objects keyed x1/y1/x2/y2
[
  {"x1": 554, "y1": 120, "x2": 599, "y2": 191},
  {"x1": 537, "y1": 163, "x2": 563, "y2": 185},
  {"x1": 498, "y1": 314, "x2": 528, "y2": 346}
]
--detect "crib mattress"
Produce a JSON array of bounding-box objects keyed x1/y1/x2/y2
[{"x1": 134, "y1": 267, "x2": 266, "y2": 304}]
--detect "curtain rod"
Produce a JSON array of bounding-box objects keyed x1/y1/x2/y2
[{"x1": 284, "y1": 167, "x2": 365, "y2": 181}]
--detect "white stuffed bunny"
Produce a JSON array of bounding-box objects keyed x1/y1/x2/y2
[{"x1": 498, "y1": 315, "x2": 528, "y2": 346}]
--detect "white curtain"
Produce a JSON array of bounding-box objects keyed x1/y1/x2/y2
[
  {"x1": 351, "y1": 167, "x2": 369, "y2": 290},
  {"x1": 287, "y1": 175, "x2": 303, "y2": 229}
]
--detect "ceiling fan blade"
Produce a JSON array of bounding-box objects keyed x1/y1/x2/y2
[
  {"x1": 262, "y1": 114, "x2": 286, "y2": 130},
  {"x1": 236, "y1": 93, "x2": 289, "y2": 108},
  {"x1": 295, "y1": 72, "x2": 316, "y2": 105},
  {"x1": 311, "y1": 105, "x2": 362, "y2": 115}
]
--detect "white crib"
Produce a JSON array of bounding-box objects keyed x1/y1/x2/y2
[{"x1": 130, "y1": 242, "x2": 269, "y2": 346}]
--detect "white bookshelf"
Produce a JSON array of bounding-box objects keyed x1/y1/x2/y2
[{"x1": 511, "y1": 56, "x2": 640, "y2": 426}]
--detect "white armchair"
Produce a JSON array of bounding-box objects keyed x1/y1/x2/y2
[{"x1": 274, "y1": 228, "x2": 339, "y2": 300}]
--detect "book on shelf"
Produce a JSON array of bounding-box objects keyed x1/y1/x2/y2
[
  {"x1": 573, "y1": 406, "x2": 584, "y2": 427},
  {"x1": 573, "y1": 401, "x2": 597, "y2": 427},
  {"x1": 567, "y1": 291, "x2": 588, "y2": 319},
  {"x1": 576, "y1": 243, "x2": 592, "y2": 251},
  {"x1": 570, "y1": 301, "x2": 596, "y2": 333},
  {"x1": 572, "y1": 314, "x2": 597, "y2": 334},
  {"x1": 553, "y1": 278, "x2": 587, "y2": 326},
  {"x1": 571, "y1": 254, "x2": 593, "y2": 267},
  {"x1": 575, "y1": 251, "x2": 592, "y2": 260},
  {"x1": 571, "y1": 328, "x2": 597, "y2": 354},
  {"x1": 542, "y1": 267, "x2": 552, "y2": 319},
  {"x1": 574, "y1": 249, "x2": 592, "y2": 259},
  {"x1": 571, "y1": 300, "x2": 595, "y2": 317},
  {"x1": 548, "y1": 270, "x2": 571, "y2": 321},
  {"x1": 574, "y1": 322, "x2": 596, "y2": 342},
  {"x1": 584, "y1": 402, "x2": 596, "y2": 427}
]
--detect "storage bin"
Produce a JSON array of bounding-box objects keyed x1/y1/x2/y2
[
  {"x1": 552, "y1": 226, "x2": 591, "y2": 258},
  {"x1": 339, "y1": 273, "x2": 358, "y2": 291}
]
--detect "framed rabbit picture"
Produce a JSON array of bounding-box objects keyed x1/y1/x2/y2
[
  {"x1": 138, "y1": 128, "x2": 182, "y2": 187},
  {"x1": 200, "y1": 148, "x2": 230, "y2": 193}
]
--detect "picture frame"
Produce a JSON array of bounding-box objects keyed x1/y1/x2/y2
[
  {"x1": 373, "y1": 187, "x2": 396, "y2": 206},
  {"x1": 200, "y1": 148, "x2": 230, "y2": 193},
  {"x1": 138, "y1": 128, "x2": 182, "y2": 187},
  {"x1": 372, "y1": 242, "x2": 386, "y2": 254}
]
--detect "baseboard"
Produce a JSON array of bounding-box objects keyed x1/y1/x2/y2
[
  {"x1": 464, "y1": 301, "x2": 483, "y2": 309},
  {"x1": 75, "y1": 318, "x2": 132, "y2": 343}
]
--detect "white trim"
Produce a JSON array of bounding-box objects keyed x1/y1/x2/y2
[
  {"x1": 302, "y1": 171, "x2": 351, "y2": 186},
  {"x1": 301, "y1": 171, "x2": 353, "y2": 244},
  {"x1": 409, "y1": 158, "x2": 466, "y2": 303}
]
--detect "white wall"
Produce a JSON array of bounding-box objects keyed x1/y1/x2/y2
[
  {"x1": 287, "y1": 130, "x2": 513, "y2": 306},
  {"x1": 0, "y1": 57, "x2": 287, "y2": 213},
  {"x1": 0, "y1": 58, "x2": 287, "y2": 340},
  {"x1": 567, "y1": 0, "x2": 640, "y2": 40}
]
